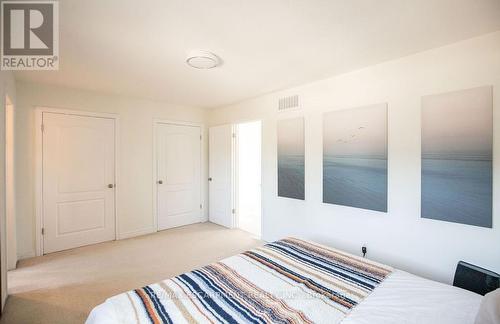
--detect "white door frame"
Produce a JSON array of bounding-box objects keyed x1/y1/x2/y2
[
  {"x1": 35, "y1": 107, "x2": 120, "y2": 256},
  {"x1": 152, "y1": 119, "x2": 204, "y2": 231},
  {"x1": 5, "y1": 96, "x2": 16, "y2": 269}
]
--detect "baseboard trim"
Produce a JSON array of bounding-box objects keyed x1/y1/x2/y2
[
  {"x1": 118, "y1": 227, "x2": 156, "y2": 240},
  {"x1": 17, "y1": 250, "x2": 36, "y2": 260},
  {"x1": 16, "y1": 229, "x2": 157, "y2": 259}
]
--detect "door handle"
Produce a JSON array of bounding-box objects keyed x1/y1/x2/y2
[
  {"x1": 158, "y1": 180, "x2": 163, "y2": 184},
  {"x1": 108, "y1": 184, "x2": 114, "y2": 188},
  {"x1": 208, "y1": 177, "x2": 212, "y2": 181}
]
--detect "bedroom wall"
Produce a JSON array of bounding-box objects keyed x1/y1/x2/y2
[
  {"x1": 15, "y1": 82, "x2": 209, "y2": 259},
  {"x1": 208, "y1": 31, "x2": 500, "y2": 284},
  {"x1": 0, "y1": 70, "x2": 16, "y2": 310}
]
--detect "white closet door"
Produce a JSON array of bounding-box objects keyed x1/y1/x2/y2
[
  {"x1": 209, "y1": 124, "x2": 233, "y2": 228},
  {"x1": 156, "y1": 123, "x2": 201, "y2": 230},
  {"x1": 42, "y1": 113, "x2": 116, "y2": 254}
]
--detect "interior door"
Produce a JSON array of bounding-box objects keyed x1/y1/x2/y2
[
  {"x1": 209, "y1": 124, "x2": 233, "y2": 228},
  {"x1": 42, "y1": 112, "x2": 116, "y2": 254},
  {"x1": 156, "y1": 123, "x2": 201, "y2": 230}
]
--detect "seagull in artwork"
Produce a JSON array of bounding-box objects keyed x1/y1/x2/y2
[{"x1": 335, "y1": 126, "x2": 367, "y2": 144}]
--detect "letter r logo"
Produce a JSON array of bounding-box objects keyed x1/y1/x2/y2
[
  {"x1": 10, "y1": 9, "x2": 49, "y2": 50},
  {"x1": 2, "y1": 2, "x2": 54, "y2": 55}
]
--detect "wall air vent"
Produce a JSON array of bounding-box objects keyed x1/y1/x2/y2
[{"x1": 278, "y1": 95, "x2": 300, "y2": 112}]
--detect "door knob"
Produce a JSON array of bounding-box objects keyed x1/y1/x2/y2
[
  {"x1": 108, "y1": 184, "x2": 114, "y2": 188},
  {"x1": 158, "y1": 180, "x2": 163, "y2": 184},
  {"x1": 208, "y1": 177, "x2": 212, "y2": 181}
]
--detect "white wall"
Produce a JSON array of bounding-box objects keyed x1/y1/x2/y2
[
  {"x1": 0, "y1": 70, "x2": 16, "y2": 311},
  {"x1": 209, "y1": 31, "x2": 500, "y2": 284},
  {"x1": 15, "y1": 82, "x2": 208, "y2": 259}
]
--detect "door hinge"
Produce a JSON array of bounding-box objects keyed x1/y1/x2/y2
[
  {"x1": 232, "y1": 208, "x2": 236, "y2": 214},
  {"x1": 200, "y1": 204, "x2": 203, "y2": 209},
  {"x1": 41, "y1": 228, "x2": 45, "y2": 235},
  {"x1": 41, "y1": 124, "x2": 45, "y2": 132},
  {"x1": 200, "y1": 135, "x2": 202, "y2": 140},
  {"x1": 232, "y1": 133, "x2": 236, "y2": 138}
]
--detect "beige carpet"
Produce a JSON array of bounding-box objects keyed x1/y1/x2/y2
[{"x1": 1, "y1": 222, "x2": 262, "y2": 324}]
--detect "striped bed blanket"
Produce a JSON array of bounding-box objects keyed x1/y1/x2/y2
[{"x1": 92, "y1": 238, "x2": 393, "y2": 323}]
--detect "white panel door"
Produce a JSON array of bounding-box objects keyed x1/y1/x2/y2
[
  {"x1": 42, "y1": 113, "x2": 116, "y2": 254},
  {"x1": 209, "y1": 125, "x2": 233, "y2": 228},
  {"x1": 157, "y1": 123, "x2": 201, "y2": 230}
]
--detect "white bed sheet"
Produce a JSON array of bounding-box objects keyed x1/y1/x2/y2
[
  {"x1": 87, "y1": 302, "x2": 120, "y2": 324},
  {"x1": 86, "y1": 269, "x2": 481, "y2": 324},
  {"x1": 342, "y1": 270, "x2": 481, "y2": 324}
]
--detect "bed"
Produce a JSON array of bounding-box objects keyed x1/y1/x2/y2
[{"x1": 86, "y1": 237, "x2": 482, "y2": 324}]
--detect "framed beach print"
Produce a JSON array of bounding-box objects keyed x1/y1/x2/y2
[
  {"x1": 323, "y1": 103, "x2": 388, "y2": 212},
  {"x1": 421, "y1": 86, "x2": 493, "y2": 228},
  {"x1": 277, "y1": 117, "x2": 305, "y2": 200}
]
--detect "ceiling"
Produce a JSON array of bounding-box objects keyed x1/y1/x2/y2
[{"x1": 14, "y1": 0, "x2": 500, "y2": 108}]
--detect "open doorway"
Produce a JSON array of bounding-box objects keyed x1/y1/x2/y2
[{"x1": 234, "y1": 121, "x2": 262, "y2": 237}]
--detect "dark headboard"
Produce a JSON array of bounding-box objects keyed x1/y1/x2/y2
[{"x1": 453, "y1": 261, "x2": 500, "y2": 295}]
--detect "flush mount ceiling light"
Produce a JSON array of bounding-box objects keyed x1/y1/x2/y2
[{"x1": 186, "y1": 50, "x2": 221, "y2": 69}]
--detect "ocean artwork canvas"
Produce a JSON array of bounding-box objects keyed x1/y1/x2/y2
[
  {"x1": 277, "y1": 118, "x2": 305, "y2": 200},
  {"x1": 323, "y1": 104, "x2": 388, "y2": 212},
  {"x1": 421, "y1": 86, "x2": 493, "y2": 228}
]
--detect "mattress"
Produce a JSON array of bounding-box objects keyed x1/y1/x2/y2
[{"x1": 86, "y1": 238, "x2": 481, "y2": 324}]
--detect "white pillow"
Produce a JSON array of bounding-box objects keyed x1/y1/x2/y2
[{"x1": 475, "y1": 289, "x2": 500, "y2": 324}]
